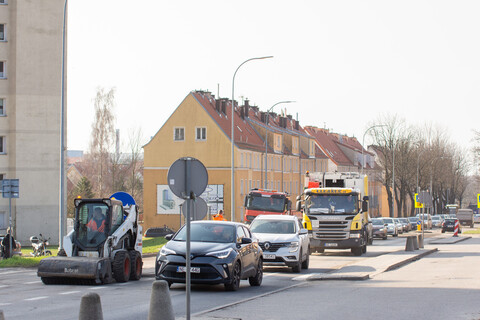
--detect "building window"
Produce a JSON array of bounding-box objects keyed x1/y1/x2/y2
[
  {"x1": 240, "y1": 180, "x2": 243, "y2": 195},
  {"x1": 195, "y1": 127, "x2": 206, "y2": 141},
  {"x1": 0, "y1": 98, "x2": 4, "y2": 116},
  {"x1": 0, "y1": 136, "x2": 5, "y2": 153},
  {"x1": 0, "y1": 24, "x2": 5, "y2": 41},
  {"x1": 0, "y1": 61, "x2": 5, "y2": 78},
  {"x1": 0, "y1": 0, "x2": 7, "y2": 5},
  {"x1": 174, "y1": 127, "x2": 184, "y2": 141}
]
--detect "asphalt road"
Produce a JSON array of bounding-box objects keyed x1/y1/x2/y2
[{"x1": 0, "y1": 228, "x2": 475, "y2": 320}]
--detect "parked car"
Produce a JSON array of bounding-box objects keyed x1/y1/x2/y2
[
  {"x1": 407, "y1": 217, "x2": 419, "y2": 230},
  {"x1": 431, "y1": 215, "x2": 443, "y2": 228},
  {"x1": 457, "y1": 209, "x2": 474, "y2": 228},
  {"x1": 441, "y1": 218, "x2": 462, "y2": 234},
  {"x1": 371, "y1": 218, "x2": 388, "y2": 240},
  {"x1": 393, "y1": 218, "x2": 404, "y2": 234},
  {"x1": 398, "y1": 218, "x2": 411, "y2": 232},
  {"x1": 250, "y1": 215, "x2": 309, "y2": 272},
  {"x1": 474, "y1": 214, "x2": 480, "y2": 224},
  {"x1": 155, "y1": 221, "x2": 263, "y2": 291},
  {"x1": 416, "y1": 213, "x2": 432, "y2": 229},
  {"x1": 382, "y1": 218, "x2": 398, "y2": 237}
]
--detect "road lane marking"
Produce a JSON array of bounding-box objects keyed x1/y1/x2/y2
[
  {"x1": 89, "y1": 286, "x2": 107, "y2": 290},
  {"x1": 59, "y1": 291, "x2": 81, "y2": 295},
  {"x1": 192, "y1": 282, "x2": 307, "y2": 317},
  {"x1": 24, "y1": 281, "x2": 41, "y2": 284},
  {"x1": 24, "y1": 296, "x2": 49, "y2": 301},
  {"x1": 0, "y1": 285, "x2": 9, "y2": 289},
  {"x1": 0, "y1": 303, "x2": 12, "y2": 306},
  {"x1": 0, "y1": 270, "x2": 24, "y2": 275}
]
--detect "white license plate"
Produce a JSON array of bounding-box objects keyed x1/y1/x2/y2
[
  {"x1": 263, "y1": 254, "x2": 276, "y2": 259},
  {"x1": 176, "y1": 266, "x2": 200, "y2": 273},
  {"x1": 324, "y1": 243, "x2": 338, "y2": 247}
]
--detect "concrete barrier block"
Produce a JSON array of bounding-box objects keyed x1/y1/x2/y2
[
  {"x1": 79, "y1": 292, "x2": 103, "y2": 320},
  {"x1": 418, "y1": 234, "x2": 424, "y2": 248},
  {"x1": 148, "y1": 280, "x2": 175, "y2": 320},
  {"x1": 405, "y1": 236, "x2": 416, "y2": 251}
]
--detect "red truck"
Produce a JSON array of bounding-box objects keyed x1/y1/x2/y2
[{"x1": 243, "y1": 188, "x2": 292, "y2": 223}]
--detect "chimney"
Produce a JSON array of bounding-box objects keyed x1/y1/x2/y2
[
  {"x1": 215, "y1": 99, "x2": 221, "y2": 112},
  {"x1": 244, "y1": 99, "x2": 249, "y2": 118},
  {"x1": 240, "y1": 106, "x2": 245, "y2": 119},
  {"x1": 221, "y1": 99, "x2": 226, "y2": 114},
  {"x1": 287, "y1": 114, "x2": 292, "y2": 120},
  {"x1": 280, "y1": 117, "x2": 287, "y2": 128},
  {"x1": 260, "y1": 112, "x2": 267, "y2": 123},
  {"x1": 294, "y1": 120, "x2": 299, "y2": 130}
]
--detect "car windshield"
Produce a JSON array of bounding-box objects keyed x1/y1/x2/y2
[
  {"x1": 408, "y1": 217, "x2": 418, "y2": 222},
  {"x1": 245, "y1": 194, "x2": 286, "y2": 212},
  {"x1": 383, "y1": 218, "x2": 393, "y2": 224},
  {"x1": 372, "y1": 219, "x2": 384, "y2": 226},
  {"x1": 173, "y1": 223, "x2": 235, "y2": 243},
  {"x1": 307, "y1": 194, "x2": 357, "y2": 214},
  {"x1": 250, "y1": 220, "x2": 296, "y2": 234},
  {"x1": 432, "y1": 216, "x2": 441, "y2": 220},
  {"x1": 399, "y1": 218, "x2": 408, "y2": 223}
]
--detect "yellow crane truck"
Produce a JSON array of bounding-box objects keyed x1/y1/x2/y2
[{"x1": 296, "y1": 171, "x2": 370, "y2": 256}]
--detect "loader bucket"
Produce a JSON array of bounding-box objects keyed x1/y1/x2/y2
[{"x1": 37, "y1": 256, "x2": 112, "y2": 285}]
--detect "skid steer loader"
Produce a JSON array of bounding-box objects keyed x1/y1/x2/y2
[{"x1": 37, "y1": 192, "x2": 143, "y2": 285}]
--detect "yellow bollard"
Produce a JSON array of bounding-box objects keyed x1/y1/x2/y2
[{"x1": 417, "y1": 223, "x2": 422, "y2": 231}]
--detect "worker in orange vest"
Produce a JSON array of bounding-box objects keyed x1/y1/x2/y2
[
  {"x1": 213, "y1": 210, "x2": 227, "y2": 221},
  {"x1": 87, "y1": 207, "x2": 106, "y2": 232}
]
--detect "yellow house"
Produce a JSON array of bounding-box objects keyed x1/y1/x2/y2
[{"x1": 143, "y1": 90, "x2": 328, "y2": 232}]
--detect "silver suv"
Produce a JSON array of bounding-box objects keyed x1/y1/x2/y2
[{"x1": 250, "y1": 215, "x2": 310, "y2": 273}]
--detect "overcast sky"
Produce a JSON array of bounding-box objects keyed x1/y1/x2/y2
[{"x1": 67, "y1": 0, "x2": 480, "y2": 153}]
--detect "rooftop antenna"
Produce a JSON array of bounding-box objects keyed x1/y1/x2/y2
[{"x1": 217, "y1": 84, "x2": 220, "y2": 98}]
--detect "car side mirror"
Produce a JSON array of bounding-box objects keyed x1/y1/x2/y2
[
  {"x1": 299, "y1": 228, "x2": 308, "y2": 235},
  {"x1": 241, "y1": 237, "x2": 252, "y2": 244},
  {"x1": 164, "y1": 234, "x2": 173, "y2": 241}
]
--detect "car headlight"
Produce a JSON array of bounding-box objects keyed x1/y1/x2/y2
[
  {"x1": 288, "y1": 241, "x2": 299, "y2": 252},
  {"x1": 349, "y1": 233, "x2": 361, "y2": 238},
  {"x1": 206, "y1": 248, "x2": 233, "y2": 259},
  {"x1": 158, "y1": 246, "x2": 176, "y2": 259}
]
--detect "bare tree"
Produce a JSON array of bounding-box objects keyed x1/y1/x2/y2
[
  {"x1": 89, "y1": 87, "x2": 116, "y2": 196},
  {"x1": 124, "y1": 127, "x2": 145, "y2": 210}
]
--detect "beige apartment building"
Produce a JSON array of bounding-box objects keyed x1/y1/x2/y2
[{"x1": 0, "y1": 1, "x2": 66, "y2": 244}]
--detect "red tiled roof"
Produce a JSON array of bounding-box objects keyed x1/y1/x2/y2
[
  {"x1": 192, "y1": 91, "x2": 266, "y2": 150},
  {"x1": 304, "y1": 126, "x2": 353, "y2": 166}
]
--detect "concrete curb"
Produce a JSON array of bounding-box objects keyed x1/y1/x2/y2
[
  {"x1": 298, "y1": 248, "x2": 439, "y2": 281},
  {"x1": 428, "y1": 236, "x2": 471, "y2": 244},
  {"x1": 384, "y1": 248, "x2": 438, "y2": 272}
]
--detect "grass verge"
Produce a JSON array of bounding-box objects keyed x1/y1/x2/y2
[
  {"x1": 0, "y1": 236, "x2": 166, "y2": 268},
  {"x1": 462, "y1": 229, "x2": 480, "y2": 234}
]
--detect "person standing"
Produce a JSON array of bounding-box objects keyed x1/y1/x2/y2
[
  {"x1": 1, "y1": 227, "x2": 16, "y2": 259},
  {"x1": 213, "y1": 210, "x2": 227, "y2": 221}
]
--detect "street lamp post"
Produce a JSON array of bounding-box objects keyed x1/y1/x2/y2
[
  {"x1": 361, "y1": 125, "x2": 385, "y2": 175},
  {"x1": 264, "y1": 101, "x2": 295, "y2": 189},
  {"x1": 231, "y1": 56, "x2": 273, "y2": 222},
  {"x1": 59, "y1": 0, "x2": 68, "y2": 249}
]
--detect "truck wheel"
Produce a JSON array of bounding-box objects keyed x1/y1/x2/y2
[
  {"x1": 351, "y1": 247, "x2": 362, "y2": 256},
  {"x1": 129, "y1": 250, "x2": 142, "y2": 281},
  {"x1": 113, "y1": 250, "x2": 131, "y2": 283}
]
